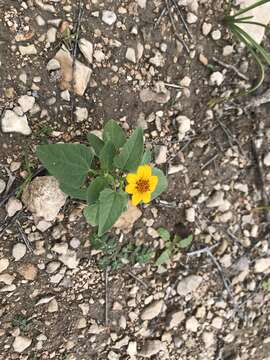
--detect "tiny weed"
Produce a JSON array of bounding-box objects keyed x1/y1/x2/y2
[
  {"x1": 211, "y1": 0, "x2": 270, "y2": 105},
  {"x1": 155, "y1": 227, "x2": 193, "y2": 267},
  {"x1": 12, "y1": 314, "x2": 31, "y2": 332},
  {"x1": 16, "y1": 149, "x2": 34, "y2": 198},
  {"x1": 91, "y1": 233, "x2": 154, "y2": 270},
  {"x1": 262, "y1": 278, "x2": 270, "y2": 292}
]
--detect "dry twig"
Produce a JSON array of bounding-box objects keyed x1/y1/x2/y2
[
  {"x1": 213, "y1": 56, "x2": 249, "y2": 81},
  {"x1": 127, "y1": 270, "x2": 148, "y2": 289},
  {"x1": 104, "y1": 268, "x2": 109, "y2": 327}
]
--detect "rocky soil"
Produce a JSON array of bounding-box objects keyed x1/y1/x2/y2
[{"x1": 1, "y1": 0, "x2": 270, "y2": 359}]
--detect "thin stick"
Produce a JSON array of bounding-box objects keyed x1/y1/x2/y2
[
  {"x1": 201, "y1": 153, "x2": 219, "y2": 170},
  {"x1": 16, "y1": 220, "x2": 33, "y2": 253},
  {"x1": 154, "y1": 7, "x2": 167, "y2": 28},
  {"x1": 170, "y1": 0, "x2": 193, "y2": 39},
  {"x1": 164, "y1": 82, "x2": 184, "y2": 89},
  {"x1": 127, "y1": 271, "x2": 148, "y2": 289},
  {"x1": 105, "y1": 268, "x2": 109, "y2": 327},
  {"x1": 165, "y1": 0, "x2": 190, "y2": 54},
  {"x1": 212, "y1": 56, "x2": 249, "y2": 81},
  {"x1": 71, "y1": 0, "x2": 83, "y2": 120}
]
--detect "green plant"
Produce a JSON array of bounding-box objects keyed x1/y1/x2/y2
[
  {"x1": 224, "y1": 0, "x2": 270, "y2": 94},
  {"x1": 155, "y1": 227, "x2": 193, "y2": 266},
  {"x1": 91, "y1": 233, "x2": 154, "y2": 270},
  {"x1": 12, "y1": 314, "x2": 31, "y2": 332},
  {"x1": 262, "y1": 278, "x2": 270, "y2": 292},
  {"x1": 37, "y1": 120, "x2": 167, "y2": 236},
  {"x1": 16, "y1": 150, "x2": 34, "y2": 198}
]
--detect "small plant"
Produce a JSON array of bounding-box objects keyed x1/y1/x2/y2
[
  {"x1": 12, "y1": 314, "x2": 31, "y2": 332},
  {"x1": 91, "y1": 233, "x2": 154, "y2": 270},
  {"x1": 36, "y1": 120, "x2": 167, "y2": 266},
  {"x1": 155, "y1": 227, "x2": 193, "y2": 267},
  {"x1": 262, "y1": 278, "x2": 270, "y2": 292},
  {"x1": 224, "y1": 0, "x2": 270, "y2": 94}
]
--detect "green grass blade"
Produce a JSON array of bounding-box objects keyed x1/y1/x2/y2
[
  {"x1": 234, "y1": 20, "x2": 270, "y2": 30},
  {"x1": 234, "y1": 0, "x2": 270, "y2": 19},
  {"x1": 231, "y1": 25, "x2": 265, "y2": 93},
  {"x1": 233, "y1": 24, "x2": 270, "y2": 65}
]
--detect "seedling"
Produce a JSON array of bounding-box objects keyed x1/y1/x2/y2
[
  {"x1": 155, "y1": 227, "x2": 193, "y2": 266},
  {"x1": 37, "y1": 120, "x2": 167, "y2": 236}
]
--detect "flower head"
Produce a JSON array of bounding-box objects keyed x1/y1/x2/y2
[{"x1": 125, "y1": 165, "x2": 158, "y2": 206}]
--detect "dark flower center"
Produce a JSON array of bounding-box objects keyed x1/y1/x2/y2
[{"x1": 136, "y1": 179, "x2": 150, "y2": 193}]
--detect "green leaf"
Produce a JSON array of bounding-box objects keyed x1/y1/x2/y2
[
  {"x1": 151, "y1": 168, "x2": 168, "y2": 200},
  {"x1": 60, "y1": 183, "x2": 87, "y2": 200},
  {"x1": 87, "y1": 177, "x2": 110, "y2": 204},
  {"x1": 103, "y1": 120, "x2": 126, "y2": 149},
  {"x1": 155, "y1": 249, "x2": 171, "y2": 266},
  {"x1": 87, "y1": 133, "x2": 104, "y2": 156},
  {"x1": 37, "y1": 144, "x2": 93, "y2": 188},
  {"x1": 98, "y1": 189, "x2": 128, "y2": 236},
  {"x1": 141, "y1": 149, "x2": 152, "y2": 164},
  {"x1": 157, "y1": 227, "x2": 171, "y2": 241},
  {"x1": 83, "y1": 204, "x2": 99, "y2": 226},
  {"x1": 114, "y1": 127, "x2": 144, "y2": 172},
  {"x1": 99, "y1": 141, "x2": 117, "y2": 171},
  {"x1": 177, "y1": 235, "x2": 193, "y2": 249}
]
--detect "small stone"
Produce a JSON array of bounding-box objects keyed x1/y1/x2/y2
[
  {"x1": 59, "y1": 250, "x2": 79, "y2": 269},
  {"x1": 210, "y1": 71, "x2": 224, "y2": 86},
  {"x1": 94, "y1": 50, "x2": 106, "y2": 62},
  {"x1": 18, "y1": 95, "x2": 35, "y2": 113},
  {"x1": 61, "y1": 90, "x2": 70, "y2": 101},
  {"x1": 137, "y1": 0, "x2": 147, "y2": 8},
  {"x1": 140, "y1": 340, "x2": 165, "y2": 358},
  {"x1": 202, "y1": 332, "x2": 215, "y2": 348},
  {"x1": 47, "y1": 27, "x2": 57, "y2": 43},
  {"x1": 187, "y1": 12, "x2": 198, "y2": 24},
  {"x1": 126, "y1": 47, "x2": 136, "y2": 63},
  {"x1": 54, "y1": 47, "x2": 92, "y2": 96},
  {"x1": 207, "y1": 191, "x2": 224, "y2": 208},
  {"x1": 211, "y1": 29, "x2": 221, "y2": 40},
  {"x1": 168, "y1": 164, "x2": 183, "y2": 175},
  {"x1": 186, "y1": 316, "x2": 199, "y2": 332},
  {"x1": 186, "y1": 207, "x2": 195, "y2": 222},
  {"x1": 76, "y1": 317, "x2": 87, "y2": 329},
  {"x1": 19, "y1": 44, "x2": 37, "y2": 55},
  {"x1": 12, "y1": 243, "x2": 27, "y2": 261},
  {"x1": 18, "y1": 263, "x2": 38, "y2": 280},
  {"x1": 0, "y1": 273, "x2": 15, "y2": 285},
  {"x1": 70, "y1": 238, "x2": 80, "y2": 249},
  {"x1": 1, "y1": 110, "x2": 31, "y2": 135},
  {"x1": 167, "y1": 310, "x2": 185, "y2": 329},
  {"x1": 202, "y1": 22, "x2": 212, "y2": 36},
  {"x1": 114, "y1": 202, "x2": 142, "y2": 233},
  {"x1": 223, "y1": 45, "x2": 234, "y2": 56},
  {"x1": 180, "y1": 76, "x2": 191, "y2": 87},
  {"x1": 155, "y1": 145, "x2": 167, "y2": 165},
  {"x1": 141, "y1": 300, "x2": 164, "y2": 321},
  {"x1": 149, "y1": 51, "x2": 164, "y2": 67},
  {"x1": 13, "y1": 336, "x2": 32, "y2": 353},
  {"x1": 22, "y1": 176, "x2": 67, "y2": 222},
  {"x1": 264, "y1": 152, "x2": 270, "y2": 166},
  {"x1": 78, "y1": 38, "x2": 93, "y2": 64},
  {"x1": 0, "y1": 258, "x2": 9, "y2": 273},
  {"x1": 5, "y1": 197, "x2": 22, "y2": 217},
  {"x1": 177, "y1": 275, "x2": 202, "y2": 296},
  {"x1": 36, "y1": 15, "x2": 45, "y2": 26},
  {"x1": 176, "y1": 115, "x2": 191, "y2": 140},
  {"x1": 113, "y1": 336, "x2": 129, "y2": 349},
  {"x1": 47, "y1": 58, "x2": 61, "y2": 71},
  {"x1": 140, "y1": 88, "x2": 170, "y2": 104},
  {"x1": 108, "y1": 351, "x2": 120, "y2": 360},
  {"x1": 127, "y1": 341, "x2": 137, "y2": 356},
  {"x1": 75, "y1": 107, "x2": 88, "y2": 122},
  {"x1": 46, "y1": 261, "x2": 61, "y2": 274},
  {"x1": 102, "y1": 10, "x2": 117, "y2": 25},
  {"x1": 0, "y1": 179, "x2": 6, "y2": 194},
  {"x1": 212, "y1": 316, "x2": 223, "y2": 329},
  {"x1": 254, "y1": 257, "x2": 270, "y2": 273}
]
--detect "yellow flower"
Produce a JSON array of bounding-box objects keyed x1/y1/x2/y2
[{"x1": 125, "y1": 165, "x2": 158, "y2": 206}]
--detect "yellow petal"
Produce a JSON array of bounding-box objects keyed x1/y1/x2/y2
[
  {"x1": 132, "y1": 192, "x2": 142, "y2": 206},
  {"x1": 125, "y1": 184, "x2": 136, "y2": 194},
  {"x1": 142, "y1": 191, "x2": 151, "y2": 203},
  {"x1": 137, "y1": 164, "x2": 152, "y2": 179},
  {"x1": 149, "y1": 176, "x2": 158, "y2": 192},
  {"x1": 126, "y1": 173, "x2": 137, "y2": 184}
]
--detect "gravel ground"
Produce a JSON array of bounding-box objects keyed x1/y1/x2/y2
[{"x1": 1, "y1": 0, "x2": 270, "y2": 359}]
